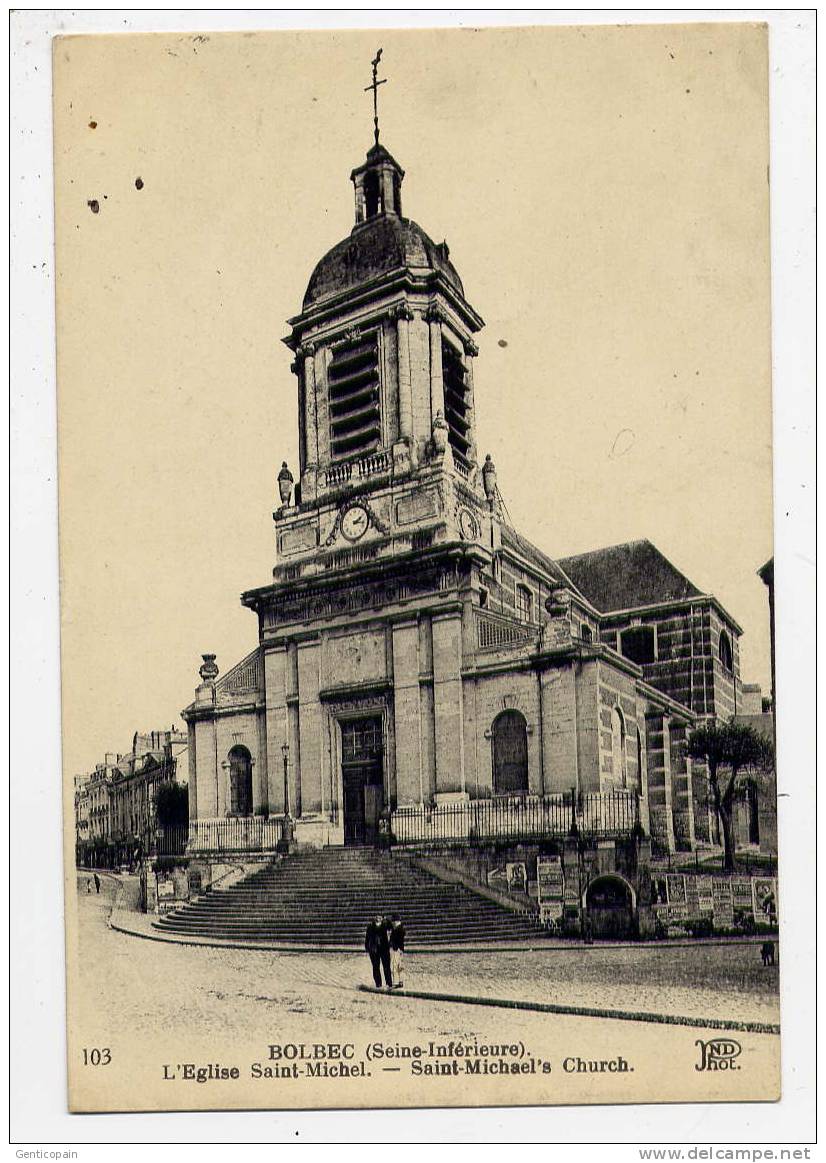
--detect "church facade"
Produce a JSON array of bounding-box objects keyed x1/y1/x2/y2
[{"x1": 182, "y1": 135, "x2": 751, "y2": 862}]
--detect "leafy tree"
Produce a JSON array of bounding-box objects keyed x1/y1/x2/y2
[
  {"x1": 154, "y1": 781, "x2": 189, "y2": 830},
  {"x1": 685, "y1": 721, "x2": 774, "y2": 872}
]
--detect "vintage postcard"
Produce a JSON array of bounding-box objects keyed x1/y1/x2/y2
[{"x1": 57, "y1": 23, "x2": 779, "y2": 1114}]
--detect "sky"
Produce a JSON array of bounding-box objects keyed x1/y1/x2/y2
[{"x1": 53, "y1": 23, "x2": 773, "y2": 777}]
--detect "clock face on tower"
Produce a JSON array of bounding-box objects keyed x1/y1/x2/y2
[
  {"x1": 459, "y1": 508, "x2": 478, "y2": 541},
  {"x1": 341, "y1": 503, "x2": 370, "y2": 542}
]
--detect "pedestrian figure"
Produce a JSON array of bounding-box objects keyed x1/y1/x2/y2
[
  {"x1": 86, "y1": 877, "x2": 92, "y2": 894},
  {"x1": 389, "y1": 913, "x2": 405, "y2": 989},
  {"x1": 364, "y1": 913, "x2": 392, "y2": 989},
  {"x1": 760, "y1": 940, "x2": 775, "y2": 966},
  {"x1": 94, "y1": 872, "x2": 101, "y2": 894}
]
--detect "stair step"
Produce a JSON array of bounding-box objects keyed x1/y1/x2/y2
[{"x1": 156, "y1": 850, "x2": 539, "y2": 946}]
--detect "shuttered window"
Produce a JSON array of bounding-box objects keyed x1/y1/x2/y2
[
  {"x1": 441, "y1": 338, "x2": 471, "y2": 467},
  {"x1": 328, "y1": 335, "x2": 382, "y2": 461}
]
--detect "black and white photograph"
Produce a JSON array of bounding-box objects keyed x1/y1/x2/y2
[{"x1": 9, "y1": 9, "x2": 815, "y2": 1145}]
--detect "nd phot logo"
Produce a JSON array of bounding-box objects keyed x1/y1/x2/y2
[{"x1": 695, "y1": 1038, "x2": 742, "y2": 1072}]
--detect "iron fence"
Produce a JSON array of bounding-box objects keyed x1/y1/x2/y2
[
  {"x1": 187, "y1": 816, "x2": 284, "y2": 853},
  {"x1": 154, "y1": 825, "x2": 190, "y2": 856},
  {"x1": 391, "y1": 790, "x2": 640, "y2": 847}
]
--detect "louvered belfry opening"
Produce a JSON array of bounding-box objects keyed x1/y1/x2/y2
[
  {"x1": 441, "y1": 338, "x2": 471, "y2": 467},
  {"x1": 328, "y1": 334, "x2": 382, "y2": 461}
]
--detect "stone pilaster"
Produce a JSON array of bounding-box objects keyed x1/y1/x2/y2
[
  {"x1": 645, "y1": 712, "x2": 675, "y2": 853},
  {"x1": 263, "y1": 644, "x2": 288, "y2": 814},
  {"x1": 392, "y1": 618, "x2": 423, "y2": 806},
  {"x1": 298, "y1": 342, "x2": 318, "y2": 503},
  {"x1": 194, "y1": 715, "x2": 218, "y2": 818},
  {"x1": 432, "y1": 609, "x2": 465, "y2": 798},
  {"x1": 462, "y1": 336, "x2": 479, "y2": 467},
  {"x1": 396, "y1": 306, "x2": 414, "y2": 440},
  {"x1": 187, "y1": 722, "x2": 197, "y2": 821},
  {"x1": 539, "y1": 666, "x2": 579, "y2": 795},
  {"x1": 669, "y1": 721, "x2": 696, "y2": 850},
  {"x1": 297, "y1": 640, "x2": 323, "y2": 814},
  {"x1": 427, "y1": 307, "x2": 445, "y2": 428}
]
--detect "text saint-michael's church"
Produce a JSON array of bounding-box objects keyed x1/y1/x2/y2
[{"x1": 182, "y1": 104, "x2": 751, "y2": 865}]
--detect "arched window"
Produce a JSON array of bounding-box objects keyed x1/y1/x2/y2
[
  {"x1": 364, "y1": 169, "x2": 381, "y2": 218},
  {"x1": 228, "y1": 745, "x2": 253, "y2": 817},
  {"x1": 719, "y1": 630, "x2": 733, "y2": 673},
  {"x1": 492, "y1": 710, "x2": 529, "y2": 795},
  {"x1": 611, "y1": 707, "x2": 627, "y2": 787}
]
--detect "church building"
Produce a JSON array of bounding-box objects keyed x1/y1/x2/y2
[{"x1": 182, "y1": 115, "x2": 751, "y2": 865}]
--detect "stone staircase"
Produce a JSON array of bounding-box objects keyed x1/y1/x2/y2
[{"x1": 153, "y1": 847, "x2": 542, "y2": 946}]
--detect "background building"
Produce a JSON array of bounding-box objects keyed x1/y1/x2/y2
[{"x1": 76, "y1": 729, "x2": 188, "y2": 867}]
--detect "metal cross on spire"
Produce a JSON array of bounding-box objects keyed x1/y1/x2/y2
[{"x1": 364, "y1": 48, "x2": 387, "y2": 146}]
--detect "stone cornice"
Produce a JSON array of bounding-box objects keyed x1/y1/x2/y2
[
  {"x1": 181, "y1": 698, "x2": 265, "y2": 723},
  {"x1": 598, "y1": 594, "x2": 743, "y2": 637},
  {"x1": 318, "y1": 678, "x2": 393, "y2": 703},
  {"x1": 284, "y1": 269, "x2": 485, "y2": 346}
]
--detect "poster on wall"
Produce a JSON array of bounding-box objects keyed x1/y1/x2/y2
[
  {"x1": 753, "y1": 878, "x2": 778, "y2": 923},
  {"x1": 712, "y1": 878, "x2": 735, "y2": 927},
  {"x1": 506, "y1": 862, "x2": 528, "y2": 894}
]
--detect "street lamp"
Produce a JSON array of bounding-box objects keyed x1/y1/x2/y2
[
  {"x1": 279, "y1": 741, "x2": 295, "y2": 852},
  {"x1": 282, "y1": 742, "x2": 291, "y2": 818}
]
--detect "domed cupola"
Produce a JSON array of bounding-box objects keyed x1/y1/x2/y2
[{"x1": 302, "y1": 146, "x2": 465, "y2": 309}]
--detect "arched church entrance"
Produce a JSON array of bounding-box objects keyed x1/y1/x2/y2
[
  {"x1": 584, "y1": 875, "x2": 636, "y2": 940},
  {"x1": 340, "y1": 716, "x2": 384, "y2": 846},
  {"x1": 228, "y1": 745, "x2": 253, "y2": 817},
  {"x1": 492, "y1": 710, "x2": 529, "y2": 794}
]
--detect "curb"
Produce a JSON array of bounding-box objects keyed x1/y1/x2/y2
[{"x1": 357, "y1": 985, "x2": 780, "y2": 1036}]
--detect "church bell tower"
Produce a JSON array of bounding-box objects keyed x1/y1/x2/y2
[{"x1": 267, "y1": 104, "x2": 490, "y2": 580}]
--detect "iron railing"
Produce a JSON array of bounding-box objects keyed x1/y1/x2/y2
[
  {"x1": 391, "y1": 790, "x2": 640, "y2": 847},
  {"x1": 155, "y1": 825, "x2": 189, "y2": 856},
  {"x1": 187, "y1": 816, "x2": 284, "y2": 853}
]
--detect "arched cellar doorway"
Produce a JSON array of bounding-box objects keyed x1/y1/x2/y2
[
  {"x1": 492, "y1": 710, "x2": 529, "y2": 795},
  {"x1": 228, "y1": 745, "x2": 253, "y2": 817},
  {"x1": 584, "y1": 875, "x2": 636, "y2": 940}
]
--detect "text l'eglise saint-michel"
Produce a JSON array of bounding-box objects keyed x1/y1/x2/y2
[{"x1": 162, "y1": 1042, "x2": 633, "y2": 1082}]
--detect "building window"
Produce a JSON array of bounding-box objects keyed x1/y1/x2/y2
[
  {"x1": 328, "y1": 334, "x2": 381, "y2": 461},
  {"x1": 581, "y1": 624, "x2": 593, "y2": 644},
  {"x1": 611, "y1": 707, "x2": 627, "y2": 787},
  {"x1": 719, "y1": 630, "x2": 733, "y2": 673},
  {"x1": 341, "y1": 718, "x2": 383, "y2": 764},
  {"x1": 228, "y1": 745, "x2": 253, "y2": 817},
  {"x1": 479, "y1": 587, "x2": 488, "y2": 609},
  {"x1": 492, "y1": 710, "x2": 529, "y2": 795},
  {"x1": 744, "y1": 783, "x2": 760, "y2": 845},
  {"x1": 620, "y1": 625, "x2": 656, "y2": 665},
  {"x1": 441, "y1": 338, "x2": 471, "y2": 467},
  {"x1": 516, "y1": 584, "x2": 533, "y2": 623},
  {"x1": 364, "y1": 168, "x2": 382, "y2": 218}
]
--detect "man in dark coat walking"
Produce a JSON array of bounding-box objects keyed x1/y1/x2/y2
[{"x1": 364, "y1": 914, "x2": 392, "y2": 988}]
